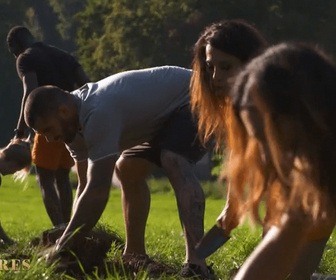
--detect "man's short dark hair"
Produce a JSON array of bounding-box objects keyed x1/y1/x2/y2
[
  {"x1": 24, "y1": 86, "x2": 67, "y2": 128},
  {"x1": 7, "y1": 26, "x2": 34, "y2": 55}
]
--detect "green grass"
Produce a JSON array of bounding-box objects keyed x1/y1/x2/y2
[{"x1": 0, "y1": 174, "x2": 335, "y2": 279}]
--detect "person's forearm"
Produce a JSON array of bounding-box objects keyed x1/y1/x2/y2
[
  {"x1": 73, "y1": 161, "x2": 88, "y2": 212},
  {"x1": 234, "y1": 215, "x2": 309, "y2": 280},
  {"x1": 16, "y1": 73, "x2": 38, "y2": 138},
  {"x1": 72, "y1": 183, "x2": 84, "y2": 212},
  {"x1": 15, "y1": 92, "x2": 30, "y2": 138},
  {"x1": 56, "y1": 182, "x2": 111, "y2": 249},
  {"x1": 56, "y1": 156, "x2": 115, "y2": 249}
]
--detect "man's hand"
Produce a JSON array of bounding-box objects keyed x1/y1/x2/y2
[
  {"x1": 54, "y1": 155, "x2": 117, "y2": 252},
  {"x1": 45, "y1": 244, "x2": 62, "y2": 264}
]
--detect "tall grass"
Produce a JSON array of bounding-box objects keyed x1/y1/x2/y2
[{"x1": 0, "y1": 174, "x2": 335, "y2": 279}]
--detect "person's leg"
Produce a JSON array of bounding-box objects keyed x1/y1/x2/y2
[
  {"x1": 55, "y1": 167, "x2": 73, "y2": 224},
  {"x1": 289, "y1": 216, "x2": 336, "y2": 280},
  {"x1": 233, "y1": 214, "x2": 311, "y2": 280},
  {"x1": 160, "y1": 150, "x2": 207, "y2": 274},
  {"x1": 289, "y1": 238, "x2": 329, "y2": 280},
  {"x1": 33, "y1": 134, "x2": 68, "y2": 227},
  {"x1": 147, "y1": 104, "x2": 212, "y2": 277},
  {"x1": 115, "y1": 156, "x2": 154, "y2": 257},
  {"x1": 36, "y1": 166, "x2": 64, "y2": 227}
]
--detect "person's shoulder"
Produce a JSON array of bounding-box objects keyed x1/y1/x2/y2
[
  {"x1": 33, "y1": 42, "x2": 74, "y2": 59},
  {"x1": 16, "y1": 47, "x2": 36, "y2": 65},
  {"x1": 42, "y1": 43, "x2": 81, "y2": 69},
  {"x1": 47, "y1": 44, "x2": 70, "y2": 54},
  {"x1": 39, "y1": 43, "x2": 70, "y2": 57},
  {"x1": 27, "y1": 42, "x2": 45, "y2": 54},
  {"x1": 17, "y1": 43, "x2": 44, "y2": 61}
]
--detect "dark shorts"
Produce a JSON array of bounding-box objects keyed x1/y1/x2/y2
[{"x1": 121, "y1": 104, "x2": 208, "y2": 167}]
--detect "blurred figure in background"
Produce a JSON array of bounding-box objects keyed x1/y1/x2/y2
[
  {"x1": 7, "y1": 26, "x2": 90, "y2": 228},
  {"x1": 0, "y1": 138, "x2": 31, "y2": 245}
]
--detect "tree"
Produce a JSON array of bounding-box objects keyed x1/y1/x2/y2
[
  {"x1": 2, "y1": 0, "x2": 336, "y2": 146},
  {"x1": 75, "y1": 0, "x2": 227, "y2": 80},
  {"x1": 0, "y1": 0, "x2": 84, "y2": 145},
  {"x1": 0, "y1": 0, "x2": 34, "y2": 145},
  {"x1": 73, "y1": 0, "x2": 288, "y2": 80},
  {"x1": 47, "y1": 0, "x2": 88, "y2": 52}
]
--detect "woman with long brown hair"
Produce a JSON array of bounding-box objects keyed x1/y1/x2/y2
[
  {"x1": 190, "y1": 19, "x2": 268, "y2": 255},
  {"x1": 228, "y1": 42, "x2": 336, "y2": 280},
  {"x1": 191, "y1": 20, "x2": 335, "y2": 279}
]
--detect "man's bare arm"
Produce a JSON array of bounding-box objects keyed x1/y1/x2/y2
[
  {"x1": 55, "y1": 154, "x2": 117, "y2": 249},
  {"x1": 73, "y1": 159, "x2": 88, "y2": 211},
  {"x1": 15, "y1": 72, "x2": 38, "y2": 138}
]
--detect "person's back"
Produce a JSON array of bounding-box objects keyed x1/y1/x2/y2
[
  {"x1": 23, "y1": 63, "x2": 211, "y2": 277},
  {"x1": 16, "y1": 41, "x2": 82, "y2": 91},
  {"x1": 68, "y1": 66, "x2": 191, "y2": 161}
]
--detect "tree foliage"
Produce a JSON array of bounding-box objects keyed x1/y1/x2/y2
[
  {"x1": 76, "y1": 0, "x2": 206, "y2": 80},
  {"x1": 74, "y1": 0, "x2": 336, "y2": 80},
  {"x1": 2, "y1": 0, "x2": 336, "y2": 144},
  {"x1": 47, "y1": 0, "x2": 88, "y2": 51}
]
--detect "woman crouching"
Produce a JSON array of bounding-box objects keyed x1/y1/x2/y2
[{"x1": 229, "y1": 42, "x2": 336, "y2": 280}]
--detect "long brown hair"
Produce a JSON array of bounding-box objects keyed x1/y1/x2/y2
[
  {"x1": 229, "y1": 42, "x2": 336, "y2": 224},
  {"x1": 190, "y1": 19, "x2": 267, "y2": 148}
]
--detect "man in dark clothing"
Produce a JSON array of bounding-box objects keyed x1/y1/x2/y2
[{"x1": 7, "y1": 26, "x2": 90, "y2": 228}]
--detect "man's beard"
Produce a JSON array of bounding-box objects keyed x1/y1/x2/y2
[
  {"x1": 64, "y1": 130, "x2": 77, "y2": 144},
  {"x1": 61, "y1": 119, "x2": 78, "y2": 144}
]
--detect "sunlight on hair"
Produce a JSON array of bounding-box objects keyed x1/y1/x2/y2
[{"x1": 12, "y1": 167, "x2": 31, "y2": 190}]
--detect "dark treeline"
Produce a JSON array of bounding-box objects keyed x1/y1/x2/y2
[{"x1": 1, "y1": 0, "x2": 336, "y2": 145}]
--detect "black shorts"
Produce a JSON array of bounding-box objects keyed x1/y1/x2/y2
[{"x1": 121, "y1": 104, "x2": 208, "y2": 167}]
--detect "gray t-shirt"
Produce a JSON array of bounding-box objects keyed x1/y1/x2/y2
[{"x1": 67, "y1": 66, "x2": 191, "y2": 162}]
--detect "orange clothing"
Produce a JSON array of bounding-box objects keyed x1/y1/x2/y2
[{"x1": 32, "y1": 133, "x2": 74, "y2": 170}]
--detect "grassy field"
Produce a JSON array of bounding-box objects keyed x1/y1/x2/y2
[{"x1": 0, "y1": 174, "x2": 335, "y2": 279}]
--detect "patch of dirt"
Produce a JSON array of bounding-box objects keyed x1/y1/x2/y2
[
  {"x1": 2, "y1": 226, "x2": 178, "y2": 279},
  {"x1": 32, "y1": 225, "x2": 125, "y2": 278}
]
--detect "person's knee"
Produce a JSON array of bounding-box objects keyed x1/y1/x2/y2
[
  {"x1": 161, "y1": 150, "x2": 192, "y2": 175},
  {"x1": 161, "y1": 150, "x2": 200, "y2": 191},
  {"x1": 161, "y1": 150, "x2": 181, "y2": 169},
  {"x1": 115, "y1": 157, "x2": 152, "y2": 184}
]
